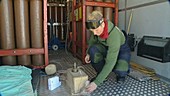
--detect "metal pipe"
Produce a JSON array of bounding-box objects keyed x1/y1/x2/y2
[
  {"x1": 114, "y1": 0, "x2": 118, "y2": 26},
  {"x1": 55, "y1": 6, "x2": 58, "y2": 38},
  {"x1": 104, "y1": 0, "x2": 113, "y2": 21},
  {"x1": 43, "y1": 0, "x2": 49, "y2": 67},
  {"x1": 61, "y1": 3, "x2": 64, "y2": 40},
  {"x1": 49, "y1": 6, "x2": 52, "y2": 39},
  {"x1": 49, "y1": 5, "x2": 52, "y2": 19},
  {"x1": 30, "y1": 0, "x2": 44, "y2": 66},
  {"x1": 14, "y1": 0, "x2": 31, "y2": 65},
  {"x1": 0, "y1": 0, "x2": 16, "y2": 65},
  {"x1": 94, "y1": 0, "x2": 103, "y2": 14},
  {"x1": 86, "y1": 0, "x2": 93, "y2": 43}
]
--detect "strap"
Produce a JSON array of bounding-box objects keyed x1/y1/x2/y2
[
  {"x1": 108, "y1": 26, "x2": 115, "y2": 35},
  {"x1": 105, "y1": 26, "x2": 115, "y2": 42}
]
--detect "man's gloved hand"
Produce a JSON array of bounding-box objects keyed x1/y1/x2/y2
[
  {"x1": 85, "y1": 54, "x2": 91, "y2": 63},
  {"x1": 86, "y1": 82, "x2": 97, "y2": 93}
]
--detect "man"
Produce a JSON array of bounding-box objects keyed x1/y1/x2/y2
[{"x1": 85, "y1": 11, "x2": 131, "y2": 93}]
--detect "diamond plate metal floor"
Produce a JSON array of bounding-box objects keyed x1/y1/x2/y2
[
  {"x1": 92, "y1": 73, "x2": 169, "y2": 96},
  {"x1": 37, "y1": 50, "x2": 170, "y2": 96}
]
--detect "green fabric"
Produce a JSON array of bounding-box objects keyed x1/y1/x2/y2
[
  {"x1": 87, "y1": 20, "x2": 126, "y2": 86},
  {"x1": 0, "y1": 66, "x2": 34, "y2": 96},
  {"x1": 93, "y1": 44, "x2": 106, "y2": 63},
  {"x1": 94, "y1": 53, "x2": 103, "y2": 63},
  {"x1": 114, "y1": 60, "x2": 129, "y2": 71}
]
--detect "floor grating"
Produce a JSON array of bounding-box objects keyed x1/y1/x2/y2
[
  {"x1": 92, "y1": 74, "x2": 169, "y2": 96},
  {"x1": 37, "y1": 50, "x2": 170, "y2": 96}
]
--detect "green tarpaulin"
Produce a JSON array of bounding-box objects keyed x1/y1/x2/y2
[{"x1": 0, "y1": 66, "x2": 34, "y2": 96}]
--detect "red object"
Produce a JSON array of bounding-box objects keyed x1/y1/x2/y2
[
  {"x1": 69, "y1": 32, "x2": 73, "y2": 41},
  {"x1": 99, "y1": 19, "x2": 108, "y2": 39}
]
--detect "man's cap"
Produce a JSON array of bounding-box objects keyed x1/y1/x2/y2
[
  {"x1": 86, "y1": 11, "x2": 104, "y2": 29},
  {"x1": 87, "y1": 11, "x2": 103, "y2": 21}
]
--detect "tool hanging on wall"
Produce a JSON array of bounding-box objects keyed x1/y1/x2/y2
[
  {"x1": 126, "y1": 9, "x2": 137, "y2": 51},
  {"x1": 127, "y1": 9, "x2": 133, "y2": 35}
]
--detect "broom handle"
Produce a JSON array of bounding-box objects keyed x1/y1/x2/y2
[{"x1": 127, "y1": 9, "x2": 133, "y2": 35}]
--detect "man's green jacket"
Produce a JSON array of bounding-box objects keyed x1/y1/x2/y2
[{"x1": 87, "y1": 20, "x2": 126, "y2": 86}]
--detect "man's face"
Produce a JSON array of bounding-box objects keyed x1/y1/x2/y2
[{"x1": 90, "y1": 23, "x2": 104, "y2": 36}]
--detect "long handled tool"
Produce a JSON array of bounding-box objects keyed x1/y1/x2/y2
[{"x1": 127, "y1": 9, "x2": 134, "y2": 35}]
